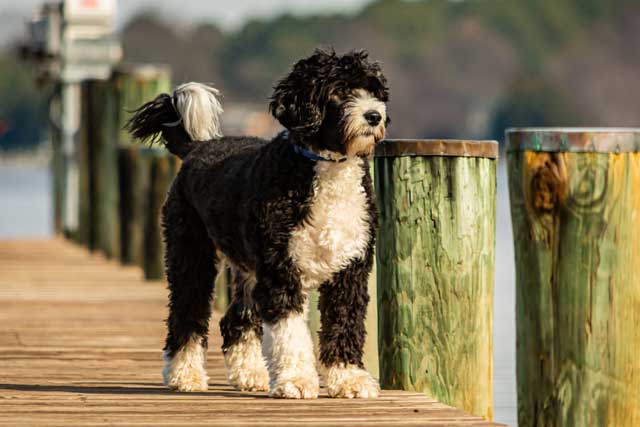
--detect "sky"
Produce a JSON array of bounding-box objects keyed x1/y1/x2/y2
[{"x1": 1, "y1": 0, "x2": 374, "y2": 46}]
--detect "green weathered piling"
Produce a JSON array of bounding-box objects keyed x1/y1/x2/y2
[
  {"x1": 132, "y1": 148, "x2": 152, "y2": 269},
  {"x1": 50, "y1": 95, "x2": 65, "y2": 235},
  {"x1": 142, "y1": 151, "x2": 176, "y2": 280},
  {"x1": 113, "y1": 65, "x2": 171, "y2": 268},
  {"x1": 76, "y1": 79, "x2": 121, "y2": 257},
  {"x1": 114, "y1": 64, "x2": 172, "y2": 145},
  {"x1": 94, "y1": 81, "x2": 120, "y2": 259},
  {"x1": 214, "y1": 266, "x2": 231, "y2": 313},
  {"x1": 507, "y1": 128, "x2": 640, "y2": 427},
  {"x1": 364, "y1": 257, "x2": 379, "y2": 377},
  {"x1": 375, "y1": 139, "x2": 497, "y2": 420},
  {"x1": 85, "y1": 79, "x2": 120, "y2": 257},
  {"x1": 76, "y1": 85, "x2": 92, "y2": 248},
  {"x1": 117, "y1": 145, "x2": 141, "y2": 265}
]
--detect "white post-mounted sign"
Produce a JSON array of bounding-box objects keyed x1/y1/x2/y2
[{"x1": 64, "y1": 0, "x2": 116, "y2": 24}]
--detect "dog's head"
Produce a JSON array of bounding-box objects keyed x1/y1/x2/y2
[{"x1": 269, "y1": 48, "x2": 390, "y2": 157}]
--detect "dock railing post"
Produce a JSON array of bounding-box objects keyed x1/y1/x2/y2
[
  {"x1": 375, "y1": 139, "x2": 498, "y2": 420},
  {"x1": 113, "y1": 65, "x2": 171, "y2": 274},
  {"x1": 49, "y1": 85, "x2": 65, "y2": 235},
  {"x1": 507, "y1": 128, "x2": 640, "y2": 427},
  {"x1": 76, "y1": 79, "x2": 120, "y2": 258},
  {"x1": 142, "y1": 149, "x2": 177, "y2": 280}
]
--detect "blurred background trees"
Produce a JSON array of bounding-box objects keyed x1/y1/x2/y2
[
  {"x1": 3, "y1": 0, "x2": 640, "y2": 150},
  {"x1": 0, "y1": 55, "x2": 45, "y2": 151}
]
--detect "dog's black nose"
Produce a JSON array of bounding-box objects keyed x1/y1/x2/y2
[{"x1": 364, "y1": 110, "x2": 382, "y2": 126}]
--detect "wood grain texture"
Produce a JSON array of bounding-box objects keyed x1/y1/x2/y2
[
  {"x1": 142, "y1": 151, "x2": 177, "y2": 280},
  {"x1": 375, "y1": 155, "x2": 496, "y2": 420},
  {"x1": 213, "y1": 264, "x2": 231, "y2": 312},
  {"x1": 117, "y1": 146, "x2": 141, "y2": 265},
  {"x1": 113, "y1": 66, "x2": 171, "y2": 147},
  {"x1": 49, "y1": 96, "x2": 65, "y2": 235},
  {"x1": 117, "y1": 146, "x2": 144, "y2": 266},
  {"x1": 113, "y1": 68, "x2": 171, "y2": 270},
  {"x1": 508, "y1": 151, "x2": 640, "y2": 427},
  {"x1": 0, "y1": 239, "x2": 504, "y2": 426},
  {"x1": 87, "y1": 79, "x2": 120, "y2": 259},
  {"x1": 76, "y1": 84, "x2": 92, "y2": 247}
]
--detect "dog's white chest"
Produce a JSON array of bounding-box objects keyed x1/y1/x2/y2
[{"x1": 288, "y1": 158, "x2": 370, "y2": 290}]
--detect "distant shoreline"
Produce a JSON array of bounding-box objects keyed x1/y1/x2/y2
[{"x1": 0, "y1": 146, "x2": 51, "y2": 168}]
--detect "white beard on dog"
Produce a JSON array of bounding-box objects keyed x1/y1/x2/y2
[{"x1": 288, "y1": 157, "x2": 370, "y2": 290}]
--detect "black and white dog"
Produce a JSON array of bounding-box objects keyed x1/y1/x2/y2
[{"x1": 127, "y1": 49, "x2": 389, "y2": 399}]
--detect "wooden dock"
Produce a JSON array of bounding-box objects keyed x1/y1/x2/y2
[{"x1": 0, "y1": 239, "x2": 504, "y2": 426}]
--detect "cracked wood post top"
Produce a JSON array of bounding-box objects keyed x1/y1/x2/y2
[
  {"x1": 375, "y1": 139, "x2": 499, "y2": 158},
  {"x1": 506, "y1": 127, "x2": 640, "y2": 153}
]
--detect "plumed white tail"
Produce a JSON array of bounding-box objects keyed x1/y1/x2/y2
[{"x1": 173, "y1": 82, "x2": 223, "y2": 141}]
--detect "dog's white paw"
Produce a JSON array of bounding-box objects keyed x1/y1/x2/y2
[
  {"x1": 224, "y1": 330, "x2": 270, "y2": 391},
  {"x1": 229, "y1": 366, "x2": 270, "y2": 392},
  {"x1": 270, "y1": 376, "x2": 319, "y2": 399},
  {"x1": 165, "y1": 372, "x2": 209, "y2": 392},
  {"x1": 262, "y1": 312, "x2": 319, "y2": 399},
  {"x1": 163, "y1": 362, "x2": 209, "y2": 392},
  {"x1": 162, "y1": 338, "x2": 209, "y2": 392},
  {"x1": 325, "y1": 364, "x2": 379, "y2": 398}
]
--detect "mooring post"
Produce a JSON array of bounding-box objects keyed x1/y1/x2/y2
[
  {"x1": 142, "y1": 151, "x2": 180, "y2": 280},
  {"x1": 213, "y1": 265, "x2": 231, "y2": 312},
  {"x1": 76, "y1": 79, "x2": 120, "y2": 258},
  {"x1": 113, "y1": 65, "x2": 171, "y2": 268},
  {"x1": 117, "y1": 145, "x2": 141, "y2": 265},
  {"x1": 375, "y1": 139, "x2": 497, "y2": 420},
  {"x1": 507, "y1": 128, "x2": 640, "y2": 427},
  {"x1": 76, "y1": 83, "x2": 92, "y2": 247},
  {"x1": 50, "y1": 86, "x2": 65, "y2": 235}
]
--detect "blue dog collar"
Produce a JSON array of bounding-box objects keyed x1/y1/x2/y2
[{"x1": 293, "y1": 145, "x2": 347, "y2": 163}]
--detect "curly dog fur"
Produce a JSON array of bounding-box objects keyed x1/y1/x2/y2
[{"x1": 126, "y1": 48, "x2": 390, "y2": 398}]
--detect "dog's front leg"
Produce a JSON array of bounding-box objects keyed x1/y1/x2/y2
[
  {"x1": 318, "y1": 256, "x2": 380, "y2": 398},
  {"x1": 254, "y1": 269, "x2": 319, "y2": 399}
]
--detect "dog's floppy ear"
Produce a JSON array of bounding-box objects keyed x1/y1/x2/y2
[
  {"x1": 269, "y1": 86, "x2": 323, "y2": 137},
  {"x1": 269, "y1": 49, "x2": 334, "y2": 138}
]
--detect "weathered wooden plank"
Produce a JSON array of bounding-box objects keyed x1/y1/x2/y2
[
  {"x1": 375, "y1": 143, "x2": 496, "y2": 420},
  {"x1": 0, "y1": 239, "x2": 503, "y2": 426},
  {"x1": 507, "y1": 128, "x2": 640, "y2": 427}
]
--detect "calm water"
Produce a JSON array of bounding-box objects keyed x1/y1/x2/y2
[
  {"x1": 494, "y1": 159, "x2": 517, "y2": 426},
  {"x1": 0, "y1": 163, "x2": 52, "y2": 238},
  {"x1": 0, "y1": 160, "x2": 517, "y2": 426}
]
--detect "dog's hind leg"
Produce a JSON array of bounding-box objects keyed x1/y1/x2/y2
[
  {"x1": 161, "y1": 191, "x2": 218, "y2": 392},
  {"x1": 219, "y1": 269, "x2": 269, "y2": 391}
]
